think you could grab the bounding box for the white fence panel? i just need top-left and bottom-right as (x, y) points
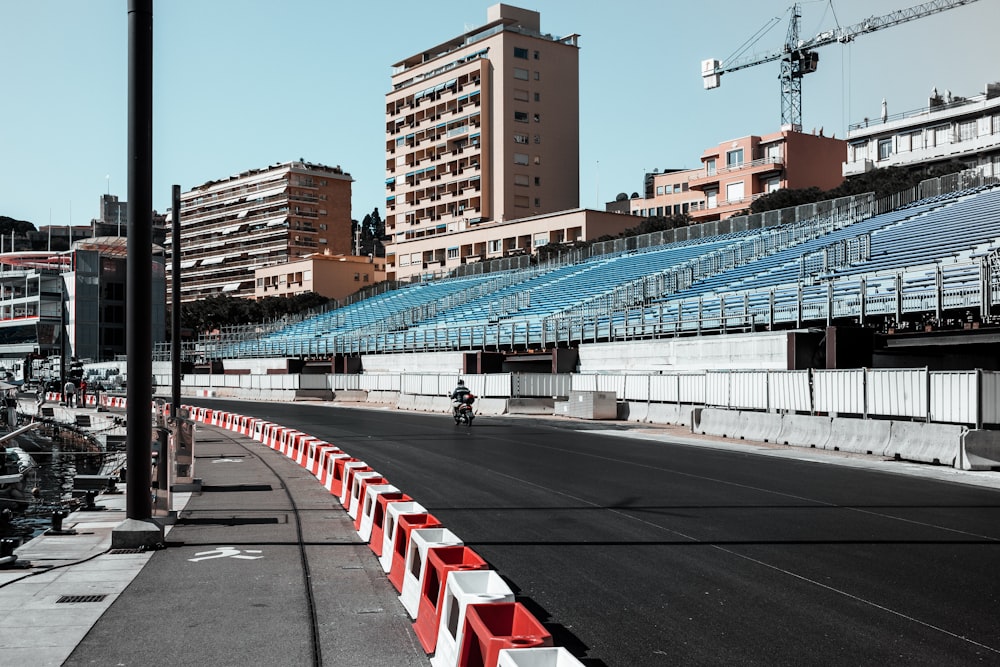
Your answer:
(483, 373), (513, 398)
(649, 375), (679, 403)
(813, 369), (865, 414)
(679, 373), (707, 404)
(624, 375), (650, 401)
(930, 371), (976, 424)
(513, 374), (571, 398)
(728, 371), (769, 410)
(981, 371), (1000, 424)
(769, 370), (811, 412)
(705, 371), (730, 407)
(596, 374), (626, 398)
(571, 375), (598, 392)
(867, 368), (927, 419)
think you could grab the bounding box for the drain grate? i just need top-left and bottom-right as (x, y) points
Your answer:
(108, 548), (146, 554)
(57, 594), (108, 604)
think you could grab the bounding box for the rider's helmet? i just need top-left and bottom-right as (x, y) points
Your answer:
(456, 379), (465, 386)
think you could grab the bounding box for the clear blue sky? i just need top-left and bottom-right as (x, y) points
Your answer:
(1, 0), (995, 228)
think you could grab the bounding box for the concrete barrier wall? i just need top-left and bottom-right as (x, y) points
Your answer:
(738, 411), (783, 443)
(886, 421), (965, 466)
(826, 418), (891, 456)
(776, 415), (832, 448)
(508, 398), (554, 415)
(695, 408), (743, 438)
(960, 430), (1000, 470)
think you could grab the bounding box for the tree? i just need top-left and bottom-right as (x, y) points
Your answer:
(174, 292), (335, 337)
(352, 208), (386, 257)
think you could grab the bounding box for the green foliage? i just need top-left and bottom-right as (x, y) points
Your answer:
(351, 208), (386, 257)
(177, 292), (334, 335)
(0, 216), (37, 236)
(750, 161), (969, 215)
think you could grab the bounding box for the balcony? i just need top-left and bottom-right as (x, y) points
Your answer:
(689, 156), (784, 191)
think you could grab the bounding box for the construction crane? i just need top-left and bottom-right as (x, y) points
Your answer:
(701, 0), (981, 130)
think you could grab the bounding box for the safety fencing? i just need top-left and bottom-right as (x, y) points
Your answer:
(185, 404), (586, 667)
(156, 368), (1000, 428)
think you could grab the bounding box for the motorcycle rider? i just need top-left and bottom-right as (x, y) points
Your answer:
(449, 379), (472, 418)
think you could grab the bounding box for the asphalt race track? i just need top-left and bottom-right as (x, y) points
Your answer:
(189, 399), (1000, 666)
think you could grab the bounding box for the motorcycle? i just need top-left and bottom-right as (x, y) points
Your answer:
(454, 393), (476, 426)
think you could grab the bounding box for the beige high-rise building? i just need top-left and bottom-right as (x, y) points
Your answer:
(385, 4), (580, 281)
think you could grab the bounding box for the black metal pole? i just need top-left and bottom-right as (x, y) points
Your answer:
(171, 185), (181, 414)
(126, 0), (153, 520)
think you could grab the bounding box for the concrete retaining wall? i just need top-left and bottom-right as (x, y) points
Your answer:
(507, 398), (554, 415)
(578, 332), (789, 373)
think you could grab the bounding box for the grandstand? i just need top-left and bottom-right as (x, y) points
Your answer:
(170, 170), (1000, 366)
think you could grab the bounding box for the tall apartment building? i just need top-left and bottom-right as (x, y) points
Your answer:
(167, 160), (353, 304)
(385, 4), (580, 281)
(843, 83), (1000, 179)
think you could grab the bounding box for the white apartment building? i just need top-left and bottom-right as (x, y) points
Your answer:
(844, 83), (1000, 178)
(167, 160), (353, 304)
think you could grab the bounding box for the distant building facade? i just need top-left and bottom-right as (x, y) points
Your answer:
(0, 239), (165, 373)
(254, 252), (387, 303)
(843, 83), (1000, 178)
(614, 129), (846, 222)
(167, 160), (353, 304)
(384, 4), (581, 281)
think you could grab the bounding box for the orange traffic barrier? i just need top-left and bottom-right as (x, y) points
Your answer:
(347, 472), (387, 519)
(368, 493), (414, 556)
(328, 457), (361, 498)
(412, 546), (488, 654)
(457, 602), (552, 667)
(338, 463), (373, 508)
(428, 570), (515, 667)
(354, 482), (397, 535)
(399, 528), (463, 619)
(387, 512), (441, 593)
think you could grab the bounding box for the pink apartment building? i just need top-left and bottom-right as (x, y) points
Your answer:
(618, 129), (846, 222)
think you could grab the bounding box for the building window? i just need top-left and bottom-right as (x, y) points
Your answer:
(514, 195), (529, 208)
(353, 273), (360, 281)
(726, 181), (745, 203)
(514, 88), (529, 101)
(850, 141), (868, 162)
(706, 158), (717, 176)
(488, 239), (501, 253)
(514, 153), (529, 165)
(447, 247), (459, 259)
(514, 133), (529, 144)
(533, 50), (540, 60)
(514, 111), (528, 123)
(514, 47), (529, 59)
(533, 113), (541, 123)
(534, 198), (541, 207)
(514, 174), (530, 186)
(534, 177), (541, 186)
(878, 138), (892, 160)
(513, 67), (529, 80)
(764, 176), (781, 193)
(931, 125), (951, 147)
(958, 120), (976, 142)
(534, 71), (540, 81)
(726, 148), (743, 168)
(533, 155), (541, 165)
(706, 189), (718, 208)
(534, 92), (540, 102)
(656, 185), (664, 195)
(673, 184), (681, 194)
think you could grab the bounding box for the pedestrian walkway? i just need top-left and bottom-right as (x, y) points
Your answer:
(1, 419), (429, 667)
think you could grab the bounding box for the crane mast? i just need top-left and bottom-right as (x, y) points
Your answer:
(702, 0), (981, 130)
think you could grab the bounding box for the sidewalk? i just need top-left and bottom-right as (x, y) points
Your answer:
(0, 412), (428, 666)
